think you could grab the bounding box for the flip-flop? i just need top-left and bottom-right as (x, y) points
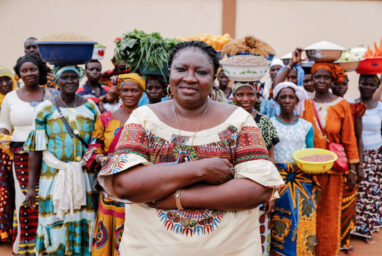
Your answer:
(365, 237), (375, 244)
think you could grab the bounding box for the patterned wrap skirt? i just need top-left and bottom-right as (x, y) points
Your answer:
(11, 143), (39, 256)
(353, 146), (382, 238)
(271, 163), (318, 256)
(92, 192), (125, 256)
(0, 148), (14, 242)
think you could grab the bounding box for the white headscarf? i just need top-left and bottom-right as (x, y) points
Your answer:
(273, 81), (309, 115)
(262, 59), (285, 99)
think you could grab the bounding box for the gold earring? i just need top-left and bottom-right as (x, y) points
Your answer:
(166, 86), (172, 96)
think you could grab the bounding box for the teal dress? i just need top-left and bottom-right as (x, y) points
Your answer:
(24, 99), (99, 255)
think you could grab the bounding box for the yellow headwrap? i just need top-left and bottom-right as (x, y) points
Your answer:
(117, 73), (146, 93)
(0, 66), (16, 107)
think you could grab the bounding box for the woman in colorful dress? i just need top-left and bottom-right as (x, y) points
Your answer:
(98, 41), (284, 255)
(269, 82), (316, 256)
(232, 81), (280, 255)
(87, 73), (144, 256)
(0, 66), (16, 243)
(352, 74), (382, 244)
(0, 55), (57, 255)
(301, 63), (359, 256)
(331, 74), (366, 253)
(24, 65), (99, 255)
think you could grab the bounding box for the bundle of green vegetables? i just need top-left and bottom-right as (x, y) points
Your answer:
(114, 29), (179, 76)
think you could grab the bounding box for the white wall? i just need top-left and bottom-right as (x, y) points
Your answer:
(236, 0), (382, 99)
(1, 0), (381, 98)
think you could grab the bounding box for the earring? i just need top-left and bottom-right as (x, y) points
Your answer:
(166, 86), (172, 96)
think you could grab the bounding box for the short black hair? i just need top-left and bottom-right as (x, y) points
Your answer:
(24, 37), (38, 46)
(168, 40), (220, 75)
(14, 54), (48, 85)
(85, 59), (102, 70)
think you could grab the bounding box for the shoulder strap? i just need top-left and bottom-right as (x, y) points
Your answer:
(52, 97), (89, 148)
(311, 100), (331, 143)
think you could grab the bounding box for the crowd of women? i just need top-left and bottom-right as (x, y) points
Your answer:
(0, 37), (380, 256)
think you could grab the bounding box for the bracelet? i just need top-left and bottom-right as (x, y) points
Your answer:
(350, 169), (357, 175)
(286, 65), (292, 70)
(175, 190), (184, 210)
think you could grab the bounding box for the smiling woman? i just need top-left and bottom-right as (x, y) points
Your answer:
(24, 65), (99, 255)
(302, 63), (359, 256)
(97, 41), (284, 256)
(0, 54), (57, 256)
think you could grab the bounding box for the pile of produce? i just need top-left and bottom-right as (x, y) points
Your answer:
(114, 29), (179, 73)
(338, 47), (366, 61)
(177, 33), (231, 50)
(40, 32), (93, 42)
(364, 38), (382, 57)
(222, 36), (275, 58)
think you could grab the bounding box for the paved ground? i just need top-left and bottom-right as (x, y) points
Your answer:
(0, 232), (381, 255)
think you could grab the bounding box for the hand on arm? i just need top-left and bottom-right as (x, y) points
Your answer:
(151, 178), (273, 211)
(112, 157), (234, 203)
(26, 151), (42, 208)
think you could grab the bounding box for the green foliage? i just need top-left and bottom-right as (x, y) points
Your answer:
(114, 29), (179, 74)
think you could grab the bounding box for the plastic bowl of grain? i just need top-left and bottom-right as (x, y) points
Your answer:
(220, 55), (269, 82)
(293, 148), (337, 174)
(36, 33), (96, 65)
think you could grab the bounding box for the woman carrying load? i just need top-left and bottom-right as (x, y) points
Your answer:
(87, 73), (144, 256)
(301, 63), (359, 256)
(25, 65), (99, 255)
(270, 82), (317, 256)
(351, 74), (382, 244)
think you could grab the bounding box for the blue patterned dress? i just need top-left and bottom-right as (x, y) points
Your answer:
(270, 117), (318, 256)
(24, 99), (99, 255)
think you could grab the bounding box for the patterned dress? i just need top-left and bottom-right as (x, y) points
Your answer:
(24, 100), (99, 255)
(302, 98), (359, 256)
(98, 105), (284, 256)
(270, 117), (317, 256)
(340, 101), (366, 250)
(85, 111), (124, 256)
(0, 88), (57, 255)
(254, 113), (279, 256)
(352, 101), (382, 239)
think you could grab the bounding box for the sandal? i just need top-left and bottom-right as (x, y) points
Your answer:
(365, 237), (375, 244)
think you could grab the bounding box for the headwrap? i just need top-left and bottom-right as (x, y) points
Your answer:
(263, 59), (285, 99)
(311, 63), (346, 84)
(270, 58), (285, 68)
(273, 81), (309, 115)
(276, 64), (305, 86)
(0, 66), (16, 106)
(52, 65), (84, 83)
(232, 82), (256, 95)
(117, 73), (145, 93)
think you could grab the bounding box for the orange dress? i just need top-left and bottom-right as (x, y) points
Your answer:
(302, 98), (359, 256)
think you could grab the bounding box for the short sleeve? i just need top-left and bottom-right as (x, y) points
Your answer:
(98, 110), (150, 199)
(234, 114), (284, 188)
(257, 114), (279, 148)
(84, 114), (107, 170)
(24, 101), (51, 151)
(0, 93), (13, 132)
(305, 126), (314, 148)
